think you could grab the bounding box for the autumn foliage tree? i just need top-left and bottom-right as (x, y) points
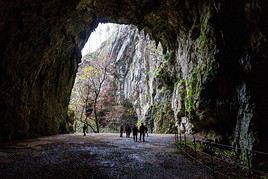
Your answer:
(77, 55), (112, 132)
(69, 45), (139, 132)
(70, 52), (130, 133)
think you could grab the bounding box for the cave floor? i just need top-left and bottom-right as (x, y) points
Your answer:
(0, 133), (211, 179)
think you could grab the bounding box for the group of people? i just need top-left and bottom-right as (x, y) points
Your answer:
(120, 123), (148, 142)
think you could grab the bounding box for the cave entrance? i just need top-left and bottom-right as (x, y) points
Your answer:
(68, 23), (165, 134)
(0, 1), (267, 174)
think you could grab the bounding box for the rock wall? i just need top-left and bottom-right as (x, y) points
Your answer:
(108, 25), (177, 133)
(0, 0), (90, 139)
(0, 0), (267, 165)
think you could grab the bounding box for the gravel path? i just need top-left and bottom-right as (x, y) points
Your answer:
(0, 133), (211, 179)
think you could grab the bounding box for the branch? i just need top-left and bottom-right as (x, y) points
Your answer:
(78, 119), (97, 133)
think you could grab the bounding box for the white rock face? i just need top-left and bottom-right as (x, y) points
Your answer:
(87, 24), (195, 133)
(82, 23), (119, 55)
(109, 25), (163, 121)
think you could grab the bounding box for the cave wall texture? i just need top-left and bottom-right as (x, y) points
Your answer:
(0, 0), (268, 161)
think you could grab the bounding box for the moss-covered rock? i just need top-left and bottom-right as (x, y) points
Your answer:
(152, 103), (176, 133)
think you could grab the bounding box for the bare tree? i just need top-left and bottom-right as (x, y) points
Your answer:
(70, 53), (132, 133)
(78, 56), (111, 133)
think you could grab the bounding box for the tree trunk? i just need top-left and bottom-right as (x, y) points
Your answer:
(93, 98), (99, 133)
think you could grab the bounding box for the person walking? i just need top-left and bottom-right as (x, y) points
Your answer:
(144, 126), (149, 137)
(83, 124), (87, 136)
(132, 125), (138, 142)
(139, 123), (146, 142)
(120, 125), (123, 137)
(125, 124), (131, 137)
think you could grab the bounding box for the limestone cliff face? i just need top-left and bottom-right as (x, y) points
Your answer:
(74, 24), (177, 133)
(108, 25), (169, 132)
(0, 0), (267, 166)
(110, 26), (175, 132)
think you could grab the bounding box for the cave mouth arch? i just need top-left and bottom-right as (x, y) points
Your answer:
(0, 1), (268, 163)
(69, 22), (165, 134)
(1, 0), (196, 140)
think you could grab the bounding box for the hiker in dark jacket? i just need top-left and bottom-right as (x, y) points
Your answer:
(83, 124), (87, 136)
(132, 125), (138, 142)
(125, 123), (131, 137)
(120, 125), (124, 137)
(139, 123), (146, 142)
(144, 126), (149, 137)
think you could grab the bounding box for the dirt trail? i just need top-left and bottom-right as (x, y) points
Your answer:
(0, 133), (211, 179)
